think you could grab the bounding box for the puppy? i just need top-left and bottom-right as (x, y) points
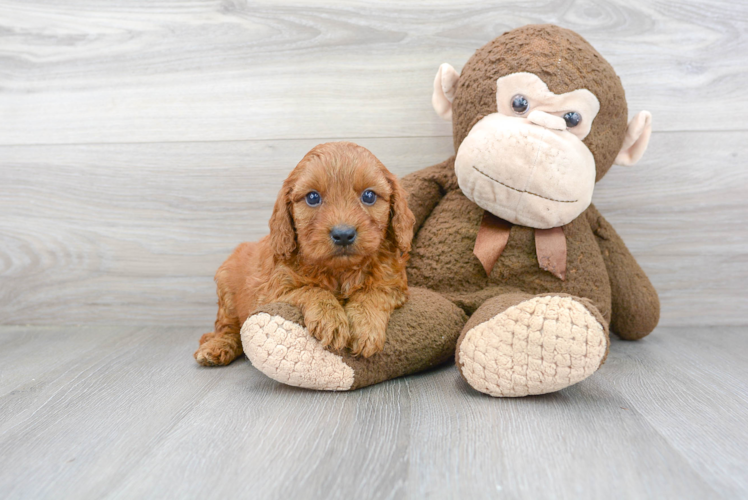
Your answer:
(194, 142), (415, 366)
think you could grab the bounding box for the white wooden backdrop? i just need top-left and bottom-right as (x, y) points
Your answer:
(1, 0), (746, 327)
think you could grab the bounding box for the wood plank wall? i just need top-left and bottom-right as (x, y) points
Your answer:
(1, 0), (746, 327)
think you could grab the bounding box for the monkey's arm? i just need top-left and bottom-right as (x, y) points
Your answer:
(400, 156), (458, 236)
(585, 204), (660, 340)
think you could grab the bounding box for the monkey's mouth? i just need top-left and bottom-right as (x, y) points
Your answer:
(472, 165), (578, 204)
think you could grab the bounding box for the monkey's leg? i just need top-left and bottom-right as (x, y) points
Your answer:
(456, 293), (610, 397)
(240, 287), (466, 390)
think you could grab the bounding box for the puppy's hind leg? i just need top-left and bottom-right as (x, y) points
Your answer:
(195, 285), (244, 367)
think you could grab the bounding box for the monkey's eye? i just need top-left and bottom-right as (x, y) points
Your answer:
(305, 191), (322, 207)
(511, 95), (529, 114)
(361, 189), (377, 206)
(563, 112), (581, 128)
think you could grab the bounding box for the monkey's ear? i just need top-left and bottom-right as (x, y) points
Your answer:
(268, 184), (296, 259)
(615, 111), (652, 166)
(432, 63), (460, 121)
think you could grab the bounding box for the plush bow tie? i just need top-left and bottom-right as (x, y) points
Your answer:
(473, 211), (567, 280)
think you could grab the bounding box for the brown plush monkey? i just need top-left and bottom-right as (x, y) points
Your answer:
(240, 24), (659, 396)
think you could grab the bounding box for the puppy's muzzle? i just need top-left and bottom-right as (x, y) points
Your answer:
(330, 225), (357, 246)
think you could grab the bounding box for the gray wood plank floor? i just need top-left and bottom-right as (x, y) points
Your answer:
(0, 325), (745, 499)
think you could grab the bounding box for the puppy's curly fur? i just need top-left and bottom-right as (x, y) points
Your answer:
(195, 142), (415, 366)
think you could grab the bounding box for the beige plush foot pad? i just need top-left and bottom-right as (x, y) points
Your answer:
(458, 296), (607, 397)
(241, 313), (354, 391)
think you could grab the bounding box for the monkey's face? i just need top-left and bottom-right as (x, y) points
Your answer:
(454, 72), (601, 229)
(431, 25), (653, 230)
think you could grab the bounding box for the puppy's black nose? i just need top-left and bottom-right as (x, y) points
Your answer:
(330, 225), (357, 246)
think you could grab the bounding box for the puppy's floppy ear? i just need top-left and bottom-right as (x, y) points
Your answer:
(268, 181), (296, 259)
(385, 170), (416, 253)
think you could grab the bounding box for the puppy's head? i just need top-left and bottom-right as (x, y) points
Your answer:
(269, 142), (414, 267)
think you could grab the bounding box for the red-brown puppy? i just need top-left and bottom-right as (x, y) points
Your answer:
(195, 142), (415, 366)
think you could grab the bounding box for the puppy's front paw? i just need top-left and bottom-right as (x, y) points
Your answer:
(304, 301), (350, 352)
(347, 306), (388, 358)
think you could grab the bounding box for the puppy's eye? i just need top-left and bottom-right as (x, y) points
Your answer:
(563, 112), (581, 128)
(305, 191), (322, 207)
(360, 190), (377, 206)
(511, 95), (529, 114)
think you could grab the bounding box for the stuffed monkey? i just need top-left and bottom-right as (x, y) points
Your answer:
(241, 24), (659, 396)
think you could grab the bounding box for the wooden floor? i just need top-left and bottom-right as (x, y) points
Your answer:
(2, 0), (748, 498)
(0, 325), (746, 499)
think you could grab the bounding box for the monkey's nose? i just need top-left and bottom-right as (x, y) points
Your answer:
(330, 225), (357, 246)
(527, 110), (566, 130)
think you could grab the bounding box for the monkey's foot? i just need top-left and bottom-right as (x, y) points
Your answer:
(242, 307), (355, 391)
(456, 295), (609, 397)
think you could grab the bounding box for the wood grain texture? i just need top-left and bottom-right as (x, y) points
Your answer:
(2, 0), (747, 326)
(0, 0), (747, 145)
(1, 132), (746, 326)
(0, 325), (745, 499)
